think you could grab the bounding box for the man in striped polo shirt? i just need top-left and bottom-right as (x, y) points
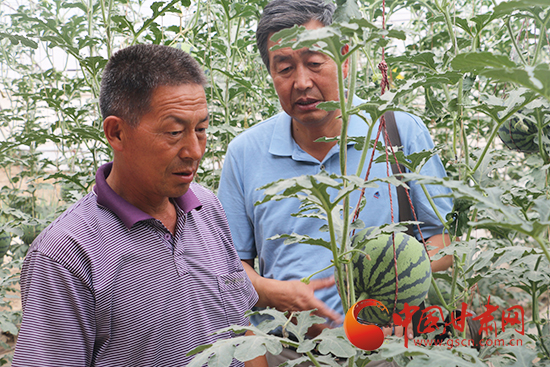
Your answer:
(13, 44), (264, 367)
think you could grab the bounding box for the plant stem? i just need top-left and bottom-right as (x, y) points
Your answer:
(532, 235), (550, 268)
(441, 5), (458, 56)
(332, 36), (357, 309)
(431, 277), (450, 311)
(506, 18), (527, 66)
(305, 351), (323, 367)
(420, 183), (449, 231)
(302, 262), (335, 284)
(355, 118), (376, 177)
(313, 184), (349, 312)
(531, 14), (550, 65)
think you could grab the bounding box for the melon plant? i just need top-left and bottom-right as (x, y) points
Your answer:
(339, 228), (432, 325)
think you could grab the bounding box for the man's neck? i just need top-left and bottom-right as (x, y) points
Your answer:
(106, 165), (177, 234)
(291, 117), (342, 162)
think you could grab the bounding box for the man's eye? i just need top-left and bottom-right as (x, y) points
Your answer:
(196, 128), (207, 133)
(169, 131), (182, 137)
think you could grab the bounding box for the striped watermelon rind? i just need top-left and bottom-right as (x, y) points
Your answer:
(498, 117), (548, 153)
(340, 227), (432, 325)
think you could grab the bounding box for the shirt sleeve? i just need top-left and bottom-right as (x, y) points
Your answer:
(12, 251), (95, 367)
(399, 112), (453, 239)
(218, 144), (257, 260)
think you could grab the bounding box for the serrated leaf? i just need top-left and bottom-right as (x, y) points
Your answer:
(187, 343), (213, 356)
(206, 343), (236, 367)
(375, 343), (486, 366)
(285, 310), (327, 340)
(334, 0), (362, 22)
(233, 338), (269, 361)
(496, 346), (538, 367)
(451, 52), (518, 72)
(268, 233), (332, 250)
(317, 101), (341, 111)
(386, 52), (437, 70)
(253, 309), (293, 334)
(314, 327), (356, 358)
(480, 64), (550, 100)
(493, 0), (550, 16)
(296, 339), (316, 353)
(0, 319), (18, 335)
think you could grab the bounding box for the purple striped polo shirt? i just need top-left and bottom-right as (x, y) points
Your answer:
(12, 162), (258, 367)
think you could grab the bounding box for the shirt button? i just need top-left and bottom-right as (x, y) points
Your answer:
(164, 233), (171, 240)
(320, 164), (326, 170)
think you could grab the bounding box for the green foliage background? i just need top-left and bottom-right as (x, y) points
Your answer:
(0, 0), (549, 365)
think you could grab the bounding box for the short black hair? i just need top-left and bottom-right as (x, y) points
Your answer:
(100, 44), (206, 127)
(256, 0), (335, 72)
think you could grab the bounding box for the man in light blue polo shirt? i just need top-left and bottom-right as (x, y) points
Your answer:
(218, 0), (453, 365)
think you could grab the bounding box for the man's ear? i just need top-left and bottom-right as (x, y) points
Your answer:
(341, 44), (350, 79)
(103, 116), (126, 152)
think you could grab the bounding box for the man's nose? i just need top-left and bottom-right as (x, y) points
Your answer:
(294, 64), (313, 91)
(179, 132), (204, 161)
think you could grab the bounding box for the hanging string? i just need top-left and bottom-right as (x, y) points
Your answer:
(349, 0), (429, 321)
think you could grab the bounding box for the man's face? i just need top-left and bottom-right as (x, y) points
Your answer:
(123, 84), (208, 201)
(268, 19), (346, 130)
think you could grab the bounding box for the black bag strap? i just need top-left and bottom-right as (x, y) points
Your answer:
(383, 111), (414, 236)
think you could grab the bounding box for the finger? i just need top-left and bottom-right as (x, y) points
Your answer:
(311, 300), (343, 324)
(407, 322), (414, 339)
(393, 325), (403, 337)
(308, 276), (336, 291)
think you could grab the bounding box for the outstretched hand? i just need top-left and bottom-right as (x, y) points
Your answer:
(241, 260), (342, 337)
(382, 323), (414, 339)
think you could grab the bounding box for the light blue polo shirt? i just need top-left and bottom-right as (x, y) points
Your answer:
(218, 95), (452, 323)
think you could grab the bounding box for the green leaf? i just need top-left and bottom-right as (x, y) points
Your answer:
(480, 64), (550, 100)
(495, 346), (539, 367)
(317, 101), (341, 111)
(0, 33), (38, 49)
(374, 343), (486, 366)
(334, 0), (362, 22)
(187, 343), (213, 356)
(493, 0), (550, 16)
(295, 339), (316, 354)
(206, 342), (236, 367)
(268, 233), (332, 250)
(452, 53), (550, 99)
(451, 52), (518, 72)
(0, 318), (19, 336)
(233, 338), (269, 362)
(313, 327), (356, 358)
(373, 147), (439, 173)
(386, 52), (437, 71)
(286, 310), (327, 340)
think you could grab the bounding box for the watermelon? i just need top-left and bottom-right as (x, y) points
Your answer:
(498, 116), (548, 153)
(338, 228), (432, 325)
(0, 232), (10, 258)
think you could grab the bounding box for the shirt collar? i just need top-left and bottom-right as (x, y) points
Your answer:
(94, 162), (202, 229)
(268, 95), (369, 159)
(268, 112), (295, 157)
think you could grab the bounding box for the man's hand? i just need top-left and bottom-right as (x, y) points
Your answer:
(242, 260), (343, 332)
(426, 234), (453, 273)
(382, 323), (414, 339)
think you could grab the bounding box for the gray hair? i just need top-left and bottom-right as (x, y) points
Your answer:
(256, 0), (336, 72)
(100, 44), (206, 127)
